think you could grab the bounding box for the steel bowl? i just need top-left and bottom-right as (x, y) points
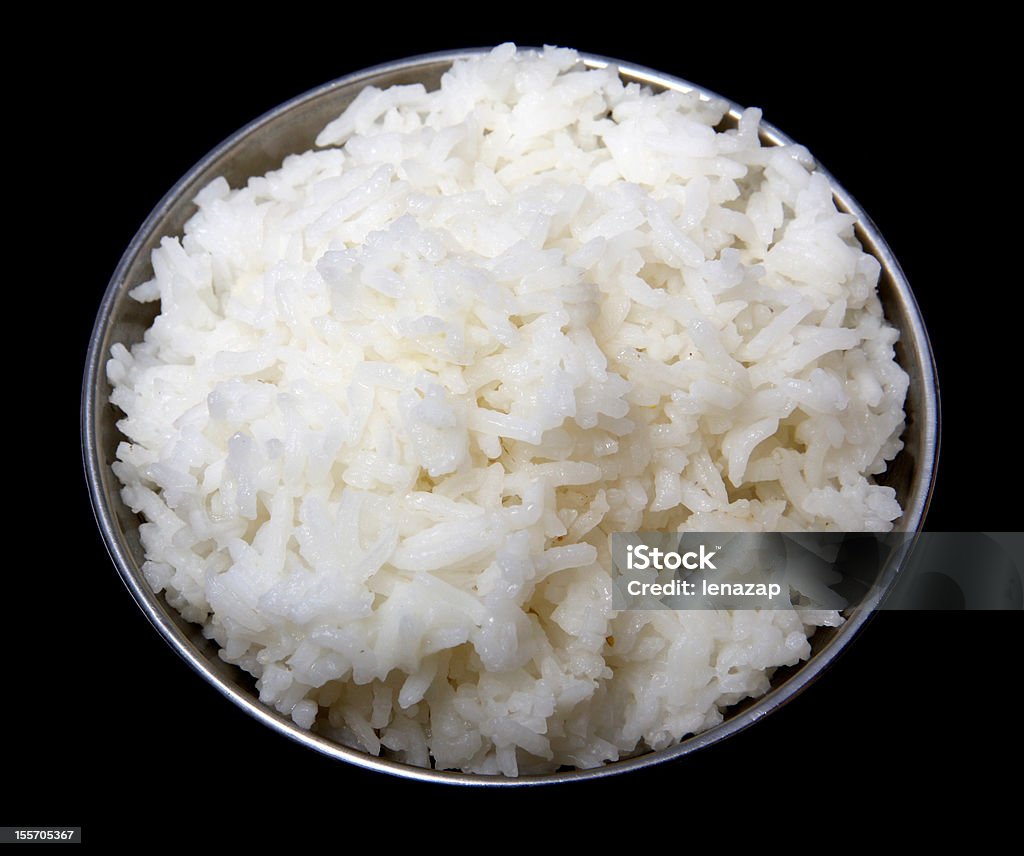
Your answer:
(82, 48), (940, 785)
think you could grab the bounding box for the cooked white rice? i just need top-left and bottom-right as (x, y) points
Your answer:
(107, 44), (907, 775)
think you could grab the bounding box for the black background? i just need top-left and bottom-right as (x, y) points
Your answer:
(21, 12), (1019, 844)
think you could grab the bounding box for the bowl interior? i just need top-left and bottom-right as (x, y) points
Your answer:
(84, 51), (938, 784)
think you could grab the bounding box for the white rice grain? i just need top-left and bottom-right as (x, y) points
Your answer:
(108, 44), (908, 774)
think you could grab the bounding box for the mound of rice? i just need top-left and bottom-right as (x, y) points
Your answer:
(107, 44), (908, 775)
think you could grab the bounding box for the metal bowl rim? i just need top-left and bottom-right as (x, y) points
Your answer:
(82, 46), (940, 786)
